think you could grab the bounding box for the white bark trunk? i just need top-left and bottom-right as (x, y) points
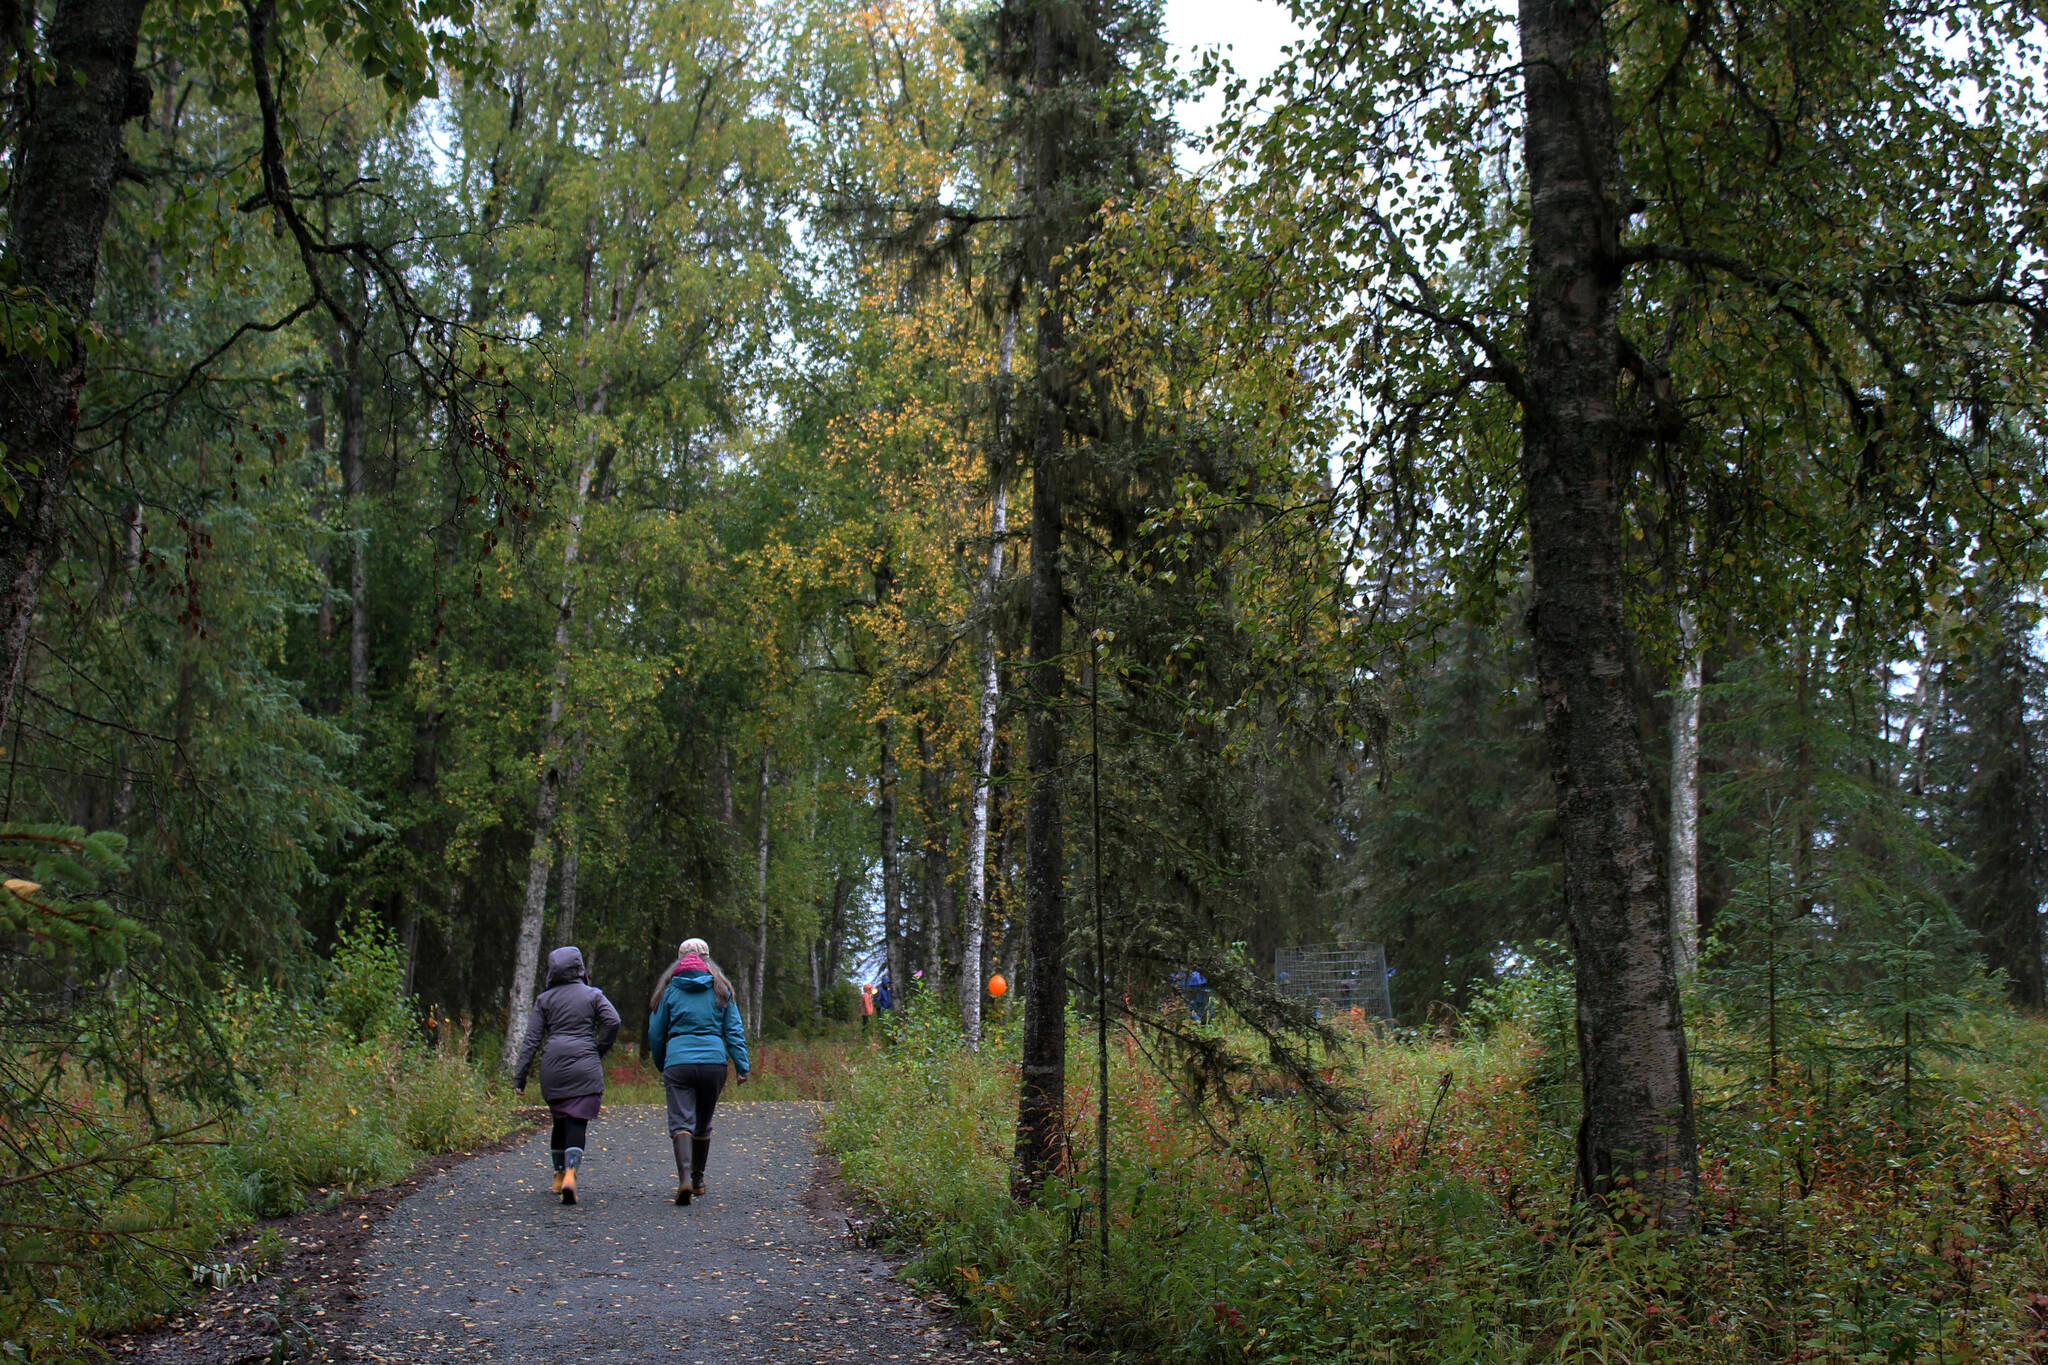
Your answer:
(880, 723), (904, 991)
(112, 501), (143, 826)
(751, 742), (771, 1039)
(1669, 607), (1701, 979)
(555, 739), (585, 948)
(961, 309), (1015, 1047)
(503, 440), (597, 1065)
(917, 722), (950, 994)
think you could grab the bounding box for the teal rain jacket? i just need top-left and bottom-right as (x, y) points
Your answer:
(647, 969), (749, 1074)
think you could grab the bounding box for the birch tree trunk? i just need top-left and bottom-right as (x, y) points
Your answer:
(1519, 0), (1697, 1226)
(717, 745), (735, 827)
(961, 306), (1015, 1048)
(111, 502), (143, 826)
(1669, 608), (1701, 979)
(917, 722), (953, 995)
(1906, 664), (1935, 797)
(503, 438), (597, 1064)
(878, 717), (904, 992)
(751, 742), (771, 1039)
(993, 740), (1018, 993)
(554, 740), (586, 948)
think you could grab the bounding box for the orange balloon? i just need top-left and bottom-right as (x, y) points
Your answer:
(987, 974), (1008, 998)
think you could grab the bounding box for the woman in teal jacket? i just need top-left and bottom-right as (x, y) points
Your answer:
(646, 937), (748, 1205)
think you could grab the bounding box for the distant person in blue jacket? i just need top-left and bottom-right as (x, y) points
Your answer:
(1178, 968), (1210, 1024)
(647, 937), (748, 1206)
(875, 975), (893, 1012)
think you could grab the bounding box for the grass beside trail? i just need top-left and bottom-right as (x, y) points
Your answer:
(828, 991), (2048, 1363)
(4, 941), (516, 1362)
(7, 989), (881, 1357)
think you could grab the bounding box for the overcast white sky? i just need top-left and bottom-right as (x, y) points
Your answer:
(1161, 0), (1305, 142)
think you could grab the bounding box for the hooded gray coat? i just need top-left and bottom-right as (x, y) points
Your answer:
(512, 947), (621, 1101)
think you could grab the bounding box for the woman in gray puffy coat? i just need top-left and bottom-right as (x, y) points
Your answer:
(513, 946), (620, 1204)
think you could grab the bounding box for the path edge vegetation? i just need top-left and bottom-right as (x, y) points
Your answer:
(4, 0), (2048, 1356)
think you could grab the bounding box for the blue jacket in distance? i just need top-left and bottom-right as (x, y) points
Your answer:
(648, 969), (749, 1074)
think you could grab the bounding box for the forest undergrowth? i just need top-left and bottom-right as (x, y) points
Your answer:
(829, 986), (2048, 1363)
(0, 927), (513, 1360)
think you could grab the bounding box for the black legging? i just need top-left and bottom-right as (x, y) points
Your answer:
(550, 1116), (588, 1151)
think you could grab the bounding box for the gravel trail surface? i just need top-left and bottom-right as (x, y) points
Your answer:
(345, 1101), (992, 1365)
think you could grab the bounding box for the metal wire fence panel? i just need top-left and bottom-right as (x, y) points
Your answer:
(1272, 941), (1394, 1019)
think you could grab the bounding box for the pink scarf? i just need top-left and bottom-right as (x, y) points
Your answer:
(671, 952), (711, 976)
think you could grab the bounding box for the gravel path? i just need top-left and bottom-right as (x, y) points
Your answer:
(344, 1102), (996, 1365)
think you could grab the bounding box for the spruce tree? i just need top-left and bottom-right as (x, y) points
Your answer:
(1937, 587), (2048, 1009)
(1350, 615), (1563, 1017)
(991, 0), (1169, 1197)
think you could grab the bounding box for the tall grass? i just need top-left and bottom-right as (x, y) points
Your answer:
(1, 953), (514, 1360)
(828, 993), (2048, 1362)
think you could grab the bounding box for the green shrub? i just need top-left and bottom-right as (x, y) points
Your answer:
(395, 1050), (502, 1150)
(819, 980), (859, 1024)
(3, 975), (515, 1359)
(326, 913), (412, 1044)
(829, 1006), (2048, 1363)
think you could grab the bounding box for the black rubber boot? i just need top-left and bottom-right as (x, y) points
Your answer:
(690, 1138), (711, 1198)
(671, 1133), (691, 1205)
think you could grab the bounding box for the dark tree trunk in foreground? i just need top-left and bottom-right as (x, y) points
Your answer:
(1016, 353), (1067, 1194)
(1014, 35), (1070, 1188)
(1519, 0), (1697, 1227)
(0, 0), (152, 740)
